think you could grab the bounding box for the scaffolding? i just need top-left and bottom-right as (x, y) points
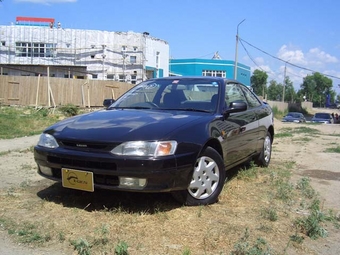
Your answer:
(0, 17), (169, 82)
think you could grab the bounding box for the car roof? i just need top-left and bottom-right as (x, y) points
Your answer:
(148, 76), (240, 84)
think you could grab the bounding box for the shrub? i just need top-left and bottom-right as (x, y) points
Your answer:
(59, 104), (79, 117)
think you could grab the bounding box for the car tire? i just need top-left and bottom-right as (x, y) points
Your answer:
(171, 146), (225, 206)
(255, 131), (272, 167)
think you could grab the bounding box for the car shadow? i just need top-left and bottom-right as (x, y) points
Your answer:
(36, 163), (249, 213)
(36, 183), (180, 214)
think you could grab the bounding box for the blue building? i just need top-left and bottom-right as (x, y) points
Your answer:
(169, 58), (250, 86)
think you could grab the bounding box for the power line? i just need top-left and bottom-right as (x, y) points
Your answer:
(239, 39), (277, 81)
(239, 37), (340, 81)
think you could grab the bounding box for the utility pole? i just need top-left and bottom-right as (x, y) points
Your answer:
(282, 62), (287, 102)
(234, 19), (245, 80)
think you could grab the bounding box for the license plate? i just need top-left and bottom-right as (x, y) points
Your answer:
(61, 168), (94, 192)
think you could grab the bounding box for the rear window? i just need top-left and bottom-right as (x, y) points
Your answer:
(315, 113), (330, 119)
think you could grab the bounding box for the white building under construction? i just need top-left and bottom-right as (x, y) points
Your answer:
(0, 17), (169, 84)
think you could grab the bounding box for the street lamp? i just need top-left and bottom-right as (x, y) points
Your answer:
(234, 19), (245, 80)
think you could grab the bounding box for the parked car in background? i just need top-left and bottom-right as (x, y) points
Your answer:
(282, 112), (306, 123)
(326, 102), (340, 109)
(34, 76), (274, 206)
(312, 112), (334, 124)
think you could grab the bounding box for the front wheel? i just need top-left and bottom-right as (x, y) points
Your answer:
(172, 147), (225, 206)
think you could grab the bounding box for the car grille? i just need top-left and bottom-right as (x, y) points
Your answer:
(48, 156), (117, 170)
(58, 139), (116, 151)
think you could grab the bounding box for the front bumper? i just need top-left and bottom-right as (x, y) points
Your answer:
(34, 146), (196, 192)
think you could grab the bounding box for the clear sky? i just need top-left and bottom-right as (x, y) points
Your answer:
(1, 0), (340, 92)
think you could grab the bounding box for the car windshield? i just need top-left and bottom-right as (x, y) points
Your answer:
(287, 113), (301, 118)
(315, 113), (330, 119)
(111, 78), (221, 112)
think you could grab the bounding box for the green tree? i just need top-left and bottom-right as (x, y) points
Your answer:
(251, 69), (268, 97)
(267, 80), (283, 101)
(283, 76), (297, 103)
(299, 72), (333, 107)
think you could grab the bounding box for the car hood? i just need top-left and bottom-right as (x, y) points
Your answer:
(46, 109), (208, 142)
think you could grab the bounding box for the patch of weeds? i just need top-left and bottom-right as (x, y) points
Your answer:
(197, 206), (204, 217)
(114, 240), (129, 255)
(6, 187), (18, 198)
(289, 234), (304, 244)
(321, 210), (340, 229)
(282, 160), (295, 171)
(0, 106), (60, 139)
(295, 199), (329, 240)
(21, 164), (32, 170)
(93, 224), (109, 246)
(58, 232), (66, 242)
(261, 207), (278, 222)
(272, 106), (284, 119)
(0, 150), (11, 156)
(59, 104), (79, 117)
(36, 107), (49, 117)
(230, 228), (272, 255)
(70, 238), (92, 255)
(20, 181), (30, 188)
(275, 132), (293, 138)
(324, 146), (340, 153)
(269, 164), (293, 183)
(0, 217), (16, 234)
(237, 164), (258, 181)
(274, 179), (294, 202)
(299, 137), (312, 142)
(293, 126), (320, 135)
(256, 224), (272, 233)
(182, 247), (191, 255)
(296, 177), (316, 199)
(16, 222), (51, 244)
(276, 126), (319, 139)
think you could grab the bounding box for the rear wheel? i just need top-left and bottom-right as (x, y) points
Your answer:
(172, 147), (225, 206)
(255, 131), (272, 167)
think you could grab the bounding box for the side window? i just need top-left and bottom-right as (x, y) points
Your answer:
(225, 83), (247, 107)
(240, 85), (261, 108)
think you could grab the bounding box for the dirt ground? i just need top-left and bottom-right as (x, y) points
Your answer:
(0, 109), (340, 255)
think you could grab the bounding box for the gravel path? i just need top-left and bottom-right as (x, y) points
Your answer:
(0, 135), (40, 153)
(0, 135), (71, 255)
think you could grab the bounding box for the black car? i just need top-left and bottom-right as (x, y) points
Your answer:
(282, 112), (306, 123)
(312, 112), (334, 124)
(34, 77), (274, 206)
(326, 103), (340, 109)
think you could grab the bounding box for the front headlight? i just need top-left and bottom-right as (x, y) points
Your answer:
(111, 141), (177, 157)
(38, 133), (59, 149)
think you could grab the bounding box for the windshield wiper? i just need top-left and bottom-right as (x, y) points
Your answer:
(111, 106), (152, 110)
(162, 108), (211, 113)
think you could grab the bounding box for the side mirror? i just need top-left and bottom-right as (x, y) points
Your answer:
(103, 99), (115, 108)
(223, 100), (247, 119)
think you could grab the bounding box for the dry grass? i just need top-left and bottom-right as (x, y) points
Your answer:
(1, 120), (340, 254)
(0, 161), (329, 255)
